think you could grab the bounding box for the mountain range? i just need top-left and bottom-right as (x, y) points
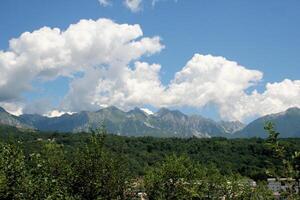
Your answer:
(0, 106), (299, 138)
(236, 107), (300, 138)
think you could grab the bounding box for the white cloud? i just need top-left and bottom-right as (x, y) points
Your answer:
(124, 0), (142, 12)
(61, 61), (166, 111)
(0, 102), (23, 116)
(165, 54), (263, 108)
(61, 53), (269, 121)
(221, 79), (300, 120)
(0, 18), (299, 121)
(98, 0), (111, 7)
(0, 18), (163, 102)
(45, 110), (75, 118)
(163, 54), (300, 121)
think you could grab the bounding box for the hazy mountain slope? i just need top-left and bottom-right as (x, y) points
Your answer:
(218, 121), (245, 135)
(74, 107), (164, 136)
(0, 107), (32, 129)
(4, 106), (299, 138)
(237, 107), (300, 138)
(9, 106), (237, 137)
(19, 112), (89, 132)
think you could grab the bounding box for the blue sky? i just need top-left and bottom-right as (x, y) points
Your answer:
(0, 0), (299, 121)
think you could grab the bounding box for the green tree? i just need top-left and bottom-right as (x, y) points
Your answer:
(24, 141), (74, 199)
(144, 155), (226, 200)
(145, 155), (197, 199)
(0, 142), (26, 200)
(264, 122), (300, 199)
(145, 154), (274, 200)
(250, 182), (275, 200)
(69, 127), (129, 200)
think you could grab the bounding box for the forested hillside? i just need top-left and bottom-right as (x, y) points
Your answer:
(0, 124), (299, 199)
(1, 125), (299, 180)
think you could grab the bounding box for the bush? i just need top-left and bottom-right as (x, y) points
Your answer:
(144, 155), (274, 200)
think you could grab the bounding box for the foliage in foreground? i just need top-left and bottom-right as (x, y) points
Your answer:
(145, 155), (274, 200)
(1, 124), (300, 180)
(0, 140), (275, 200)
(264, 122), (300, 199)
(0, 128), (129, 200)
(0, 123), (299, 199)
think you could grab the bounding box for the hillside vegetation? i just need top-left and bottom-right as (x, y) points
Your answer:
(0, 124), (299, 199)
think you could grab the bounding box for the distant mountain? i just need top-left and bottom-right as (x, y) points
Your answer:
(19, 112), (89, 132)
(0, 107), (32, 129)
(218, 121), (246, 135)
(153, 108), (226, 137)
(0, 106), (245, 138)
(6, 106), (300, 138)
(237, 107), (300, 138)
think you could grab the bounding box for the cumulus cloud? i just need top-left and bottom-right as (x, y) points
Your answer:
(165, 54), (263, 107)
(124, 0), (142, 12)
(163, 55), (300, 121)
(45, 110), (75, 118)
(60, 53), (300, 121)
(0, 18), (299, 121)
(61, 61), (166, 111)
(0, 18), (163, 102)
(221, 79), (300, 120)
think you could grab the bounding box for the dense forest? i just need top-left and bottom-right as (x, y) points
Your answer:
(0, 124), (299, 199)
